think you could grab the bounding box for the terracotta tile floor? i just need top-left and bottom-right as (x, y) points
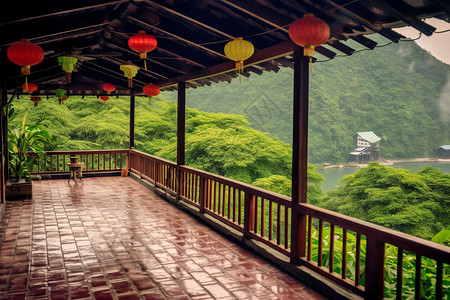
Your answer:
(0, 177), (326, 299)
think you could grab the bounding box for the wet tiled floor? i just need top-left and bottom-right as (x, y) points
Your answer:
(0, 177), (326, 299)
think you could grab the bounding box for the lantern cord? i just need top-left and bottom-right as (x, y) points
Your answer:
(25, 76), (28, 93)
(309, 57), (312, 73)
(144, 60), (147, 71)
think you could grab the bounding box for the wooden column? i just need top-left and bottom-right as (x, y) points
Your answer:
(129, 91), (135, 149)
(365, 238), (386, 299)
(177, 82), (186, 166)
(0, 80), (6, 209)
(176, 82), (186, 199)
(290, 45), (310, 264)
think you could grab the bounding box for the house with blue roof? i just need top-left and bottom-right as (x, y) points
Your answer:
(350, 131), (381, 164)
(435, 145), (450, 159)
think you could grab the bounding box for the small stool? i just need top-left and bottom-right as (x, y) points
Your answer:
(67, 162), (84, 184)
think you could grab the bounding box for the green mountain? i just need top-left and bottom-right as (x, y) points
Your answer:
(169, 34), (450, 163)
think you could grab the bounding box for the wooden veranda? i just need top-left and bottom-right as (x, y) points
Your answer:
(1, 1), (449, 299)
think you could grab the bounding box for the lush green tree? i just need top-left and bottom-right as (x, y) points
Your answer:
(319, 162), (450, 239)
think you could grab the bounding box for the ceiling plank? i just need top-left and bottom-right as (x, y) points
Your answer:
(155, 40), (294, 88)
(142, 0), (235, 40)
(358, 0), (436, 36)
(0, 1), (129, 26)
(128, 16), (228, 59)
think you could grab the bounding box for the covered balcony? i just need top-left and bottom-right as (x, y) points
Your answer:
(1, 1), (449, 299)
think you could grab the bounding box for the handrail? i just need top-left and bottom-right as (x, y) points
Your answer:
(300, 203), (450, 262)
(31, 149), (129, 174)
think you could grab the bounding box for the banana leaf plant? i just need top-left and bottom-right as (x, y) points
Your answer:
(8, 115), (53, 181)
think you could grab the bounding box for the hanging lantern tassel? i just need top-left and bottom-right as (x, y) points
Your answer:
(224, 38), (254, 84)
(288, 13), (330, 72)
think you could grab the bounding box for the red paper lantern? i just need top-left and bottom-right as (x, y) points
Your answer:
(143, 83), (160, 104)
(22, 82), (38, 93)
(128, 31), (157, 59)
(103, 83), (116, 94)
(100, 96), (109, 102)
(7, 39), (44, 75)
(289, 14), (330, 56)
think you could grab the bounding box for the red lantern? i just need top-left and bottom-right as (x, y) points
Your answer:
(143, 83), (160, 104)
(103, 83), (116, 94)
(289, 14), (330, 57)
(128, 31), (157, 70)
(7, 39), (44, 75)
(22, 82), (38, 94)
(129, 31), (157, 59)
(100, 96), (109, 102)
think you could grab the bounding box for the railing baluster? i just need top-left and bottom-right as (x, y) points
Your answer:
(220, 183), (225, 216)
(396, 248), (403, 300)
(277, 203), (281, 245)
(329, 224), (335, 273)
(307, 215), (312, 261)
(269, 200), (273, 241)
(227, 185), (231, 219)
(415, 255), (422, 300)
(355, 233), (361, 286)
(284, 206), (289, 249)
(436, 261), (443, 300)
(261, 198), (265, 237)
(342, 228), (347, 279)
(238, 190), (242, 225)
(318, 220), (323, 266)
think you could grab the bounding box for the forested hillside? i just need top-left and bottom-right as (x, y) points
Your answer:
(8, 97), (323, 203)
(174, 34), (450, 163)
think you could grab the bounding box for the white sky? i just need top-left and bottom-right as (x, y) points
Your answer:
(394, 18), (450, 65)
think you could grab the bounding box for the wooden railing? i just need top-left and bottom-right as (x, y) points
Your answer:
(129, 149), (449, 299)
(31, 150), (129, 174)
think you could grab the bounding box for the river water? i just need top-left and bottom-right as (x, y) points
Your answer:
(318, 162), (450, 191)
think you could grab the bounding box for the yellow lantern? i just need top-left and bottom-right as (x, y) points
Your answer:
(224, 37), (254, 82)
(120, 60), (139, 88)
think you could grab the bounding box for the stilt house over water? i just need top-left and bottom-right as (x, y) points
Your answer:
(350, 131), (381, 164)
(435, 145), (450, 159)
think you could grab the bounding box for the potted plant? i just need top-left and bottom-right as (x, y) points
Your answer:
(6, 115), (52, 199)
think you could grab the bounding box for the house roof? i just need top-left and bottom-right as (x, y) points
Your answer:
(437, 145), (450, 150)
(357, 131), (381, 143)
(0, 1), (448, 96)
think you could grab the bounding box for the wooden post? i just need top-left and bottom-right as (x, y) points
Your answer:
(177, 82), (186, 199)
(0, 80), (6, 208)
(177, 82), (186, 166)
(290, 45), (309, 264)
(365, 238), (385, 299)
(244, 192), (256, 238)
(198, 176), (206, 213)
(129, 91), (135, 149)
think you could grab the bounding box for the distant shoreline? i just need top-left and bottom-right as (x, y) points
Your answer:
(322, 158), (450, 169)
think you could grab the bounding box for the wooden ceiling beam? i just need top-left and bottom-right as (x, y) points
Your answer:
(220, 0), (291, 33)
(220, 0), (338, 59)
(0, 1), (129, 26)
(128, 16), (228, 59)
(321, 0), (404, 43)
(141, 0), (235, 39)
(358, 0), (436, 36)
(155, 40), (294, 88)
(103, 41), (185, 77)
